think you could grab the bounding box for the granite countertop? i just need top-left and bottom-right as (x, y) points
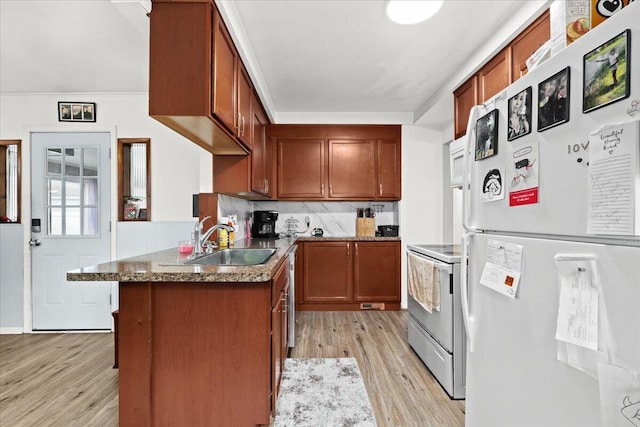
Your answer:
(66, 235), (400, 283)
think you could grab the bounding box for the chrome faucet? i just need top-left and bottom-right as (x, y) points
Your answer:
(193, 216), (234, 255)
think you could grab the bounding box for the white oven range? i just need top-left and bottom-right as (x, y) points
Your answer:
(407, 244), (466, 399)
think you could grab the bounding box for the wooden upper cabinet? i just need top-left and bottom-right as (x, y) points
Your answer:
(328, 139), (376, 199)
(453, 76), (478, 139)
(251, 94), (270, 196)
(376, 139), (401, 200)
(478, 47), (512, 103)
(510, 10), (550, 82)
(271, 125), (401, 201)
(353, 241), (401, 302)
(148, 1), (246, 154)
(277, 139), (326, 199)
(453, 9), (550, 139)
(212, 10), (238, 134)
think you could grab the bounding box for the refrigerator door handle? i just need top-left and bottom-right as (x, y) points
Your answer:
(462, 105), (481, 232)
(461, 231), (476, 352)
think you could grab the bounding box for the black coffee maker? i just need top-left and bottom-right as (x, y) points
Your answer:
(251, 210), (279, 238)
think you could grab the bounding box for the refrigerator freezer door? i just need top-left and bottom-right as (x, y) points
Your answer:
(465, 6), (640, 240)
(466, 233), (640, 427)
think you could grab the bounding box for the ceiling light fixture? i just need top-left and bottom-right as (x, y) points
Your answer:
(386, 0), (443, 25)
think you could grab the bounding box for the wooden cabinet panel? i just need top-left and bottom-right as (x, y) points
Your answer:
(478, 47), (511, 103)
(377, 139), (401, 199)
(511, 10), (550, 82)
(237, 65), (253, 148)
(453, 76), (478, 140)
(353, 241), (401, 302)
(251, 93), (270, 196)
(297, 241), (401, 311)
(271, 292), (283, 413)
(118, 281), (271, 426)
(270, 125), (401, 201)
(277, 139), (326, 199)
(303, 242), (351, 302)
(453, 9), (550, 140)
(212, 11), (237, 134)
(328, 139), (375, 199)
(148, 1), (246, 154)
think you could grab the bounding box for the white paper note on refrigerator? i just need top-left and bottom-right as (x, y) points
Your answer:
(554, 256), (599, 351)
(587, 120), (640, 236)
(480, 240), (523, 298)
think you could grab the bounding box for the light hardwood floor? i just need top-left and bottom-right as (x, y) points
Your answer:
(0, 311), (464, 426)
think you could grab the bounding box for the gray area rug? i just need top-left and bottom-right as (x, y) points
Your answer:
(274, 357), (377, 427)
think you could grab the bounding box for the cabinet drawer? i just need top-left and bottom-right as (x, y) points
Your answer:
(272, 260), (288, 306)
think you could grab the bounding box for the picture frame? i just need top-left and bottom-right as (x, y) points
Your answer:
(583, 29), (631, 113)
(58, 102), (96, 122)
(475, 109), (498, 161)
(507, 86), (532, 141)
(137, 208), (148, 220)
(537, 67), (570, 132)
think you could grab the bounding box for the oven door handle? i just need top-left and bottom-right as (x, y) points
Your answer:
(432, 261), (453, 274)
(407, 251), (453, 274)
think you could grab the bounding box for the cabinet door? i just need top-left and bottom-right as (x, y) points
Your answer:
(212, 11), (237, 133)
(453, 76), (478, 139)
(277, 139), (326, 199)
(328, 139), (375, 199)
(271, 294), (283, 413)
(353, 241), (401, 302)
(237, 65), (252, 148)
(510, 10), (550, 82)
(251, 94), (269, 195)
(376, 139), (401, 200)
(303, 242), (351, 302)
(478, 47), (511, 103)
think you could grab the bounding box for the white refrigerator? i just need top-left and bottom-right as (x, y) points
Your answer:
(461, 4), (640, 426)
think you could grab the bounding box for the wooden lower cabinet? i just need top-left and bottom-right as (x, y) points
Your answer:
(298, 240), (400, 311)
(303, 241), (351, 302)
(118, 260), (291, 426)
(353, 241), (401, 302)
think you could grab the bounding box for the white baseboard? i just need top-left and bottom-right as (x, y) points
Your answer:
(0, 327), (24, 335)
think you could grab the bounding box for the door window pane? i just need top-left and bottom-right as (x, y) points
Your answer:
(65, 149), (80, 176)
(65, 177), (81, 206)
(83, 148), (98, 176)
(49, 207), (62, 235)
(83, 208), (98, 235)
(47, 149), (62, 175)
(47, 178), (63, 206)
(46, 145), (101, 237)
(65, 207), (81, 235)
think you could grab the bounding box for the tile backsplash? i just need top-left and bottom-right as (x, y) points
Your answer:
(217, 194), (399, 239)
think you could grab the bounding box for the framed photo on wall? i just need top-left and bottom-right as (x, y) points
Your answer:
(475, 109), (498, 161)
(583, 29), (631, 113)
(507, 87), (532, 141)
(538, 67), (570, 132)
(58, 102), (96, 122)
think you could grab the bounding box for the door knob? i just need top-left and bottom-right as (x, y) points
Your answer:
(29, 239), (41, 247)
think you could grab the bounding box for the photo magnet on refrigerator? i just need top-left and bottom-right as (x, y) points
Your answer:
(481, 167), (505, 202)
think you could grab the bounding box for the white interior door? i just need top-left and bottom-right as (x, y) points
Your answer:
(31, 132), (112, 330)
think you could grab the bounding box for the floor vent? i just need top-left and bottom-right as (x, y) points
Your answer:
(360, 303), (385, 310)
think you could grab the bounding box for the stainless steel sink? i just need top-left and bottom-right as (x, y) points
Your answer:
(184, 248), (276, 266)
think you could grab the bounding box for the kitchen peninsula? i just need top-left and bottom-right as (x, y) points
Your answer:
(67, 235), (400, 426)
(68, 237), (296, 426)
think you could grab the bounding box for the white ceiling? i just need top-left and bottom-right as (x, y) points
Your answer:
(0, 0), (543, 128)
